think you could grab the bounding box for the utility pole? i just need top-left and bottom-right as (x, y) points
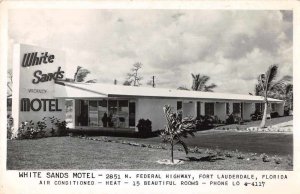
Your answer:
(114, 79), (117, 85)
(152, 76), (155, 88)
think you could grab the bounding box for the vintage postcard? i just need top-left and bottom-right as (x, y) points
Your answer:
(0, 0), (299, 194)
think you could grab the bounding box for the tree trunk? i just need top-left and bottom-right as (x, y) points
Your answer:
(171, 140), (174, 163)
(260, 100), (268, 128)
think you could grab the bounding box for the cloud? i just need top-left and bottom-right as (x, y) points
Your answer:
(8, 9), (293, 94)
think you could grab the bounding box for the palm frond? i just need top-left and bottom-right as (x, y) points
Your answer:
(177, 86), (189, 90)
(176, 138), (189, 154)
(265, 64), (278, 90)
(204, 83), (217, 92)
(86, 79), (97, 83)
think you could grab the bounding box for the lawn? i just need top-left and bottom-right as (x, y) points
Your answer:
(7, 135), (293, 170)
(214, 115), (293, 130)
(103, 130), (293, 156)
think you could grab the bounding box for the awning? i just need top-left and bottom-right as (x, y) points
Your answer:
(54, 82), (108, 98)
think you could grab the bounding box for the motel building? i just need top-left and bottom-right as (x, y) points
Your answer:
(54, 82), (284, 132)
(11, 44), (284, 136)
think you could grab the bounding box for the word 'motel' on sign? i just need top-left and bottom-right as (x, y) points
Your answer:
(21, 98), (62, 112)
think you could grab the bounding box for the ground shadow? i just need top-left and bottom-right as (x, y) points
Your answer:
(185, 156), (225, 162)
(68, 129), (158, 138)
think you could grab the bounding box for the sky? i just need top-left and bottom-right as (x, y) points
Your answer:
(8, 9), (293, 94)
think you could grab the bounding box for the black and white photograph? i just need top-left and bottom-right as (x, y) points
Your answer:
(1, 0), (299, 193)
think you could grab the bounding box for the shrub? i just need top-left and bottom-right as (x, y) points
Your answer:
(195, 115), (215, 130)
(250, 153), (257, 160)
(225, 151), (233, 158)
(17, 120), (46, 139)
(270, 112), (279, 118)
(137, 119), (152, 136)
(226, 114), (235, 124)
(226, 114), (242, 124)
(261, 153), (270, 162)
(250, 110), (262, 121)
(237, 153), (245, 160)
(55, 120), (67, 136)
(48, 117), (68, 136)
(7, 116), (13, 139)
(284, 107), (290, 116)
(273, 155), (282, 164)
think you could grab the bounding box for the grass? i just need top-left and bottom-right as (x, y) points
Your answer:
(7, 136), (292, 170)
(214, 116), (293, 131)
(91, 130), (293, 156)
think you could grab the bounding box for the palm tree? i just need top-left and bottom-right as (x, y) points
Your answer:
(73, 66), (96, 83)
(255, 74), (293, 113)
(270, 75), (293, 111)
(191, 73), (217, 92)
(160, 105), (195, 163)
(258, 64), (278, 128)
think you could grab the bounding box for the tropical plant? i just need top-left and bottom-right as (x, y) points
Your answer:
(191, 73), (217, 92)
(160, 105), (195, 163)
(257, 64), (279, 128)
(271, 75), (293, 110)
(255, 75), (293, 110)
(73, 66), (96, 83)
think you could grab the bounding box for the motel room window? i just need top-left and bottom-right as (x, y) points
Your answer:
(241, 103), (243, 119)
(255, 103), (261, 112)
(129, 102), (136, 127)
(177, 101), (182, 111)
(233, 103), (241, 115)
(226, 103), (230, 115)
(205, 103), (214, 116)
(98, 100), (107, 127)
(108, 100), (118, 127)
(196, 101), (201, 118)
(118, 100), (129, 128)
(79, 100), (88, 126)
(89, 101), (98, 126)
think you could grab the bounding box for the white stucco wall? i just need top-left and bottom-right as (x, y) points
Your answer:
(200, 102), (205, 116)
(243, 103), (253, 120)
(215, 102), (226, 121)
(136, 98), (177, 131)
(275, 103), (285, 116)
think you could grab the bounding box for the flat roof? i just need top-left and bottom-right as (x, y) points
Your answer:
(54, 81), (283, 103)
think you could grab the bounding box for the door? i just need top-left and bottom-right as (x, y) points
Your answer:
(129, 102), (136, 127)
